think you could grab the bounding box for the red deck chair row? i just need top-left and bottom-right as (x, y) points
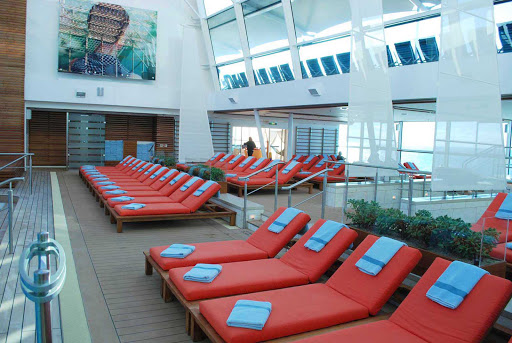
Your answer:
(229, 160), (303, 186)
(403, 161), (431, 179)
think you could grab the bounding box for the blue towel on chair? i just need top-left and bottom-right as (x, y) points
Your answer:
(282, 161), (299, 174)
(181, 177), (201, 191)
(101, 185), (120, 190)
(225, 173), (236, 178)
(314, 159), (328, 168)
(148, 167), (165, 180)
(170, 173), (187, 185)
(268, 208), (303, 233)
(426, 261), (489, 309)
(496, 194), (512, 219)
(157, 169), (175, 181)
(121, 203), (146, 210)
(193, 181), (217, 196)
(227, 300), (272, 331)
(111, 196), (135, 202)
(219, 154), (232, 162)
(105, 189), (127, 195)
(239, 157), (254, 168)
(507, 242), (512, 249)
(355, 237), (407, 276)
(292, 155), (302, 161)
(304, 156), (315, 164)
(249, 158), (266, 170)
(183, 264), (222, 283)
(160, 244), (195, 258)
(97, 181), (115, 185)
(304, 220), (346, 252)
(83, 165), (95, 169)
(229, 155), (243, 164)
(144, 164), (159, 175)
(93, 177), (109, 181)
(209, 152), (222, 161)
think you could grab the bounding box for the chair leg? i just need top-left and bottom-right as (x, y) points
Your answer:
(116, 220), (123, 233)
(230, 214), (236, 226)
(110, 214), (116, 224)
(191, 318), (206, 342)
(145, 257), (153, 276)
(163, 282), (174, 303)
(186, 311), (191, 336)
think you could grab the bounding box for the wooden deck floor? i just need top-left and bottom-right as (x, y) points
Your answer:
(59, 170), (251, 343)
(0, 171), (62, 343)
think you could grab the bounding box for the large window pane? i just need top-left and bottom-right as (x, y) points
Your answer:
(400, 151), (433, 172)
(208, 8), (243, 63)
(299, 38), (351, 78)
(291, 0), (351, 44)
(495, 2), (512, 53)
(243, 0), (289, 54)
(401, 122), (435, 151)
(204, 0), (233, 17)
(383, 0), (440, 22)
(252, 50), (293, 84)
(217, 62), (248, 90)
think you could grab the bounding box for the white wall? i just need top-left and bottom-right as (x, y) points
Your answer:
(24, 0), (190, 114)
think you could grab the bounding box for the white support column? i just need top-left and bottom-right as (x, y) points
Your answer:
(287, 113), (294, 159)
(234, 2), (256, 86)
(282, 0), (302, 80)
(194, 0), (220, 91)
(254, 109), (267, 158)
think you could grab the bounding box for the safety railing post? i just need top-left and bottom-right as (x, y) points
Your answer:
(274, 166), (278, 212)
(408, 176), (414, 216)
(343, 165), (349, 221)
(321, 170), (327, 219)
(373, 168), (379, 202)
(243, 182), (248, 230)
(422, 174), (426, 196)
(8, 182), (13, 254)
(399, 173), (404, 210)
(29, 154), (33, 195)
(288, 189), (292, 208)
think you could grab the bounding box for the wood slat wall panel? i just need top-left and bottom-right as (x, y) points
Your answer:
(155, 117), (175, 156)
(29, 111), (67, 166)
(0, 0), (26, 182)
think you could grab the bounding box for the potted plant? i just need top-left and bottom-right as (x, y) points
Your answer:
(345, 199), (505, 277)
(189, 166), (228, 193)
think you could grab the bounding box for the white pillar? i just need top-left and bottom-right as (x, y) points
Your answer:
(287, 113), (294, 160)
(254, 109), (267, 158)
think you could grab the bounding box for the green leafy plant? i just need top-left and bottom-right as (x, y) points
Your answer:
(375, 208), (408, 239)
(406, 210), (434, 247)
(208, 167), (226, 182)
(346, 199), (382, 229)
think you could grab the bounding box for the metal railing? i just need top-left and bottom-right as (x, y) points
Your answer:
(282, 168), (333, 219)
(20, 232), (66, 343)
(0, 153), (34, 194)
(241, 161), (286, 229)
(0, 177), (25, 254)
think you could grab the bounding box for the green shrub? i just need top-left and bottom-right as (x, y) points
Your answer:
(406, 210), (434, 247)
(375, 208), (408, 239)
(209, 167), (225, 182)
(346, 199), (382, 229)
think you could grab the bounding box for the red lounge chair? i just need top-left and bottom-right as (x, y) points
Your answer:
(291, 155), (307, 162)
(198, 235), (421, 343)
(95, 166), (177, 192)
(168, 219), (357, 301)
(404, 162), (431, 179)
(222, 155), (246, 171)
(225, 158), (272, 180)
(90, 164), (165, 187)
(80, 155), (134, 172)
(229, 161), (303, 186)
(225, 156), (259, 174)
(205, 153), (226, 166)
(300, 155), (321, 171)
(294, 158), (331, 180)
(212, 154), (235, 168)
(294, 258), (512, 343)
(146, 207), (311, 271)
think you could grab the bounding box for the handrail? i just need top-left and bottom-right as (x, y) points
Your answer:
(238, 161), (286, 180)
(282, 168), (333, 190)
(0, 153), (34, 194)
(0, 156), (27, 172)
(2, 177), (24, 255)
(0, 177), (25, 188)
(0, 153), (35, 156)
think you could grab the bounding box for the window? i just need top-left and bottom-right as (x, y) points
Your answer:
(495, 2), (512, 53)
(208, 8), (243, 64)
(383, 0), (440, 23)
(252, 50), (294, 84)
(291, 0), (351, 44)
(299, 38), (351, 78)
(217, 62), (248, 90)
(204, 0), (233, 17)
(399, 121), (435, 172)
(242, 0), (289, 54)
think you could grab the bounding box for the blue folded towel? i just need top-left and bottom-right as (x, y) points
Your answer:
(132, 161), (144, 170)
(332, 161), (343, 169)
(93, 178), (109, 181)
(268, 208), (303, 233)
(157, 169), (175, 181)
(128, 160), (139, 166)
(97, 181), (116, 185)
(496, 194), (512, 219)
(355, 237), (407, 276)
(180, 177), (201, 191)
(219, 154), (233, 162)
(299, 172), (312, 175)
(426, 261), (489, 309)
(292, 155), (302, 161)
(138, 163), (150, 172)
(183, 264), (222, 283)
(282, 161), (299, 174)
(144, 164), (159, 175)
(170, 173), (187, 185)
(160, 244), (196, 258)
(249, 158), (266, 170)
(83, 165), (95, 168)
(101, 185), (120, 190)
(209, 152), (221, 161)
(111, 196), (135, 202)
(229, 155), (243, 164)
(262, 160), (279, 172)
(304, 156), (315, 164)
(225, 173), (237, 178)
(507, 242), (512, 249)
(121, 203), (146, 210)
(314, 159), (328, 168)
(239, 157), (254, 167)
(105, 189), (127, 195)
(193, 181), (217, 196)
(149, 168), (166, 179)
(227, 300), (272, 331)
(304, 220), (346, 252)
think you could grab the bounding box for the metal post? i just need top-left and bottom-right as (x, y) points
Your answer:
(321, 170), (327, 219)
(422, 175), (426, 196)
(408, 176), (414, 216)
(243, 182), (248, 230)
(343, 165), (349, 221)
(274, 166), (279, 212)
(399, 173), (404, 209)
(288, 189), (292, 208)
(8, 183), (13, 254)
(29, 154), (33, 195)
(373, 169), (379, 202)
(34, 268), (52, 343)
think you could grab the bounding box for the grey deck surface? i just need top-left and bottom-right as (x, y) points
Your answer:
(59, 170), (251, 343)
(0, 171), (62, 343)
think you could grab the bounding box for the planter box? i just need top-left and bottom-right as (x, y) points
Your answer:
(349, 226), (506, 278)
(218, 181), (228, 194)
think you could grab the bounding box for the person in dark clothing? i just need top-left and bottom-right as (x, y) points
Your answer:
(244, 137), (257, 156)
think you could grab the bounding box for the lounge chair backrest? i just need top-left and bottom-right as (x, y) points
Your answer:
(326, 235), (421, 315)
(249, 158), (270, 171)
(226, 155), (245, 170)
(158, 173), (191, 196)
(182, 182), (221, 212)
(281, 219), (357, 282)
(390, 258), (512, 343)
(246, 207), (311, 258)
(258, 160), (283, 178)
(277, 162), (303, 183)
(214, 154), (235, 167)
(471, 193), (511, 243)
(168, 178), (204, 203)
(148, 168), (177, 189)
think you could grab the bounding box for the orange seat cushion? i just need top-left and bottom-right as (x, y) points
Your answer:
(326, 235), (422, 315)
(293, 320), (427, 343)
(107, 196), (173, 207)
(471, 193), (511, 243)
(199, 283), (369, 343)
(103, 190), (163, 199)
(490, 243), (511, 262)
(280, 220), (357, 282)
(100, 185), (153, 193)
(150, 240), (268, 271)
(169, 259), (309, 301)
(389, 258), (512, 343)
(181, 183), (222, 212)
(114, 203), (191, 216)
(246, 207), (311, 258)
